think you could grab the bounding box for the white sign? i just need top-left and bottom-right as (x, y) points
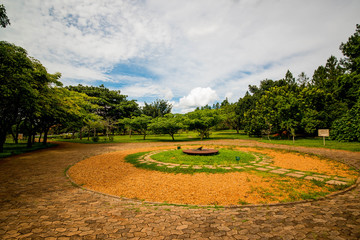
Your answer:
(318, 129), (329, 137)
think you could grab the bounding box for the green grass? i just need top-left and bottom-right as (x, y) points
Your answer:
(0, 142), (57, 158)
(52, 130), (360, 152)
(151, 149), (255, 166)
(125, 151), (238, 174)
(258, 137), (360, 152)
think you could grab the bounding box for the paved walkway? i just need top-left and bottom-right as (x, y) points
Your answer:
(0, 140), (359, 239)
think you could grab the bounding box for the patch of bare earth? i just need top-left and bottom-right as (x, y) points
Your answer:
(68, 145), (358, 206)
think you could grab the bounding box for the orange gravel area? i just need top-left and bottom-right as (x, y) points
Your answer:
(235, 147), (357, 179)
(68, 146), (357, 205)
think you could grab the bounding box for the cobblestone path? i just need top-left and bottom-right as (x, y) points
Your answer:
(0, 140), (359, 239)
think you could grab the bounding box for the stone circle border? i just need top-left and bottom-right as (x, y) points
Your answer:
(66, 145), (360, 208)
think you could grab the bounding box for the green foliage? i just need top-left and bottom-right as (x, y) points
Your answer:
(149, 114), (184, 140)
(142, 99), (172, 118)
(66, 84), (139, 120)
(340, 24), (360, 74)
(0, 4), (10, 28)
(123, 114), (152, 140)
(331, 99), (360, 142)
(186, 109), (222, 140)
(91, 136), (100, 142)
(0, 41), (63, 151)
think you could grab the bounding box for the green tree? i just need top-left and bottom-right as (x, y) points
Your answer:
(149, 114), (184, 141)
(66, 84), (139, 120)
(331, 99), (360, 142)
(340, 24), (360, 74)
(0, 42), (63, 151)
(142, 99), (172, 118)
(0, 4), (10, 28)
(127, 115), (152, 140)
(186, 109), (221, 140)
(220, 103), (241, 133)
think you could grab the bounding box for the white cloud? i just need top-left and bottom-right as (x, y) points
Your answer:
(175, 87), (219, 113)
(2, 0), (360, 113)
(121, 83), (174, 101)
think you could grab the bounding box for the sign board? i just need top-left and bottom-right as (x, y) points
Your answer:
(318, 129), (329, 137)
(18, 133), (23, 140)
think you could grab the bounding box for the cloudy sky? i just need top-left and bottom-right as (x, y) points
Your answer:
(2, 0), (360, 113)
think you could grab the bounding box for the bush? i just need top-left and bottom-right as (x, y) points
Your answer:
(91, 136), (99, 142)
(331, 100), (360, 142)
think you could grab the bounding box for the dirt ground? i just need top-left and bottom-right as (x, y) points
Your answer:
(68, 144), (358, 205)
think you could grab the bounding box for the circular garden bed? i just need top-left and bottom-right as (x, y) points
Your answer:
(68, 145), (358, 206)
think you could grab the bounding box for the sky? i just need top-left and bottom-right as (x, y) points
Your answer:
(2, 0), (360, 113)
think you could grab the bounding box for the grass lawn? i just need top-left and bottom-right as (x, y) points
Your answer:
(0, 142), (57, 158)
(151, 149), (256, 166)
(53, 130), (360, 152)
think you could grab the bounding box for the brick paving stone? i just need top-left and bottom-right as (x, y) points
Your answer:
(233, 167), (243, 169)
(305, 176), (325, 181)
(270, 169), (288, 174)
(256, 167), (270, 172)
(313, 174), (330, 178)
(286, 173), (305, 178)
(326, 180), (348, 185)
(277, 168), (291, 172)
(0, 140), (359, 240)
(266, 166), (276, 169)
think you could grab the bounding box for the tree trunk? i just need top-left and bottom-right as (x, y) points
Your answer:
(0, 131), (7, 153)
(27, 134), (32, 148)
(170, 133), (175, 141)
(143, 133), (146, 140)
(43, 128), (49, 145)
(87, 126), (90, 141)
(38, 132), (42, 142)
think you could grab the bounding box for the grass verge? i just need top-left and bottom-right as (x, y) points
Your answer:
(0, 143), (57, 158)
(52, 130), (360, 152)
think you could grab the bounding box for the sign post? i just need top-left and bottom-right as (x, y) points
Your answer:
(318, 129), (329, 146)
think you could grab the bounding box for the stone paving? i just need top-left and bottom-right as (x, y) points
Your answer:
(141, 150), (351, 185)
(0, 140), (359, 239)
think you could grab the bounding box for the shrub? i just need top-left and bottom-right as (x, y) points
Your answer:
(92, 136), (99, 142)
(331, 100), (360, 142)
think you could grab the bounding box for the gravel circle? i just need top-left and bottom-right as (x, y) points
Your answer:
(68, 144), (358, 206)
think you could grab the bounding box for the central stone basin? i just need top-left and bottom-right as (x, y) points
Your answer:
(182, 148), (219, 156)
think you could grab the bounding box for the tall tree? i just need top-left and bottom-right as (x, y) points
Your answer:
(142, 99), (172, 118)
(0, 42), (35, 151)
(340, 24), (360, 74)
(66, 84), (139, 120)
(149, 114), (184, 141)
(186, 109), (221, 140)
(0, 4), (10, 28)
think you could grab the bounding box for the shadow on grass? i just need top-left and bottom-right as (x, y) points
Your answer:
(0, 143), (58, 159)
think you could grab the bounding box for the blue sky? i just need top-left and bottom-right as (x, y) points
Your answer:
(2, 0), (360, 113)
